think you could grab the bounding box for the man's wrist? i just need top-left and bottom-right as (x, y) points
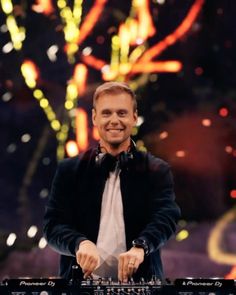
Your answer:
(132, 238), (149, 256)
(75, 238), (89, 254)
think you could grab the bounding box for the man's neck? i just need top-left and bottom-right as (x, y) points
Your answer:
(99, 140), (131, 156)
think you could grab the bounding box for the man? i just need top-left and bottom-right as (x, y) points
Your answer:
(43, 81), (180, 282)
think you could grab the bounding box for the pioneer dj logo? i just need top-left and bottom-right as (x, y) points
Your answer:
(183, 280), (223, 288)
(19, 280), (56, 287)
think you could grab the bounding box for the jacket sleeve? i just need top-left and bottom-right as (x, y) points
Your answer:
(138, 156), (181, 254)
(43, 159), (87, 257)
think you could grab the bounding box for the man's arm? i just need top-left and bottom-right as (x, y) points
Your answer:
(137, 157), (181, 254)
(43, 160), (88, 256)
(118, 156), (181, 281)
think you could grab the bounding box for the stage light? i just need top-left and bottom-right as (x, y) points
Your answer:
(195, 66), (203, 75)
(0, 24), (8, 32)
(73, 63), (88, 95)
(155, 0), (165, 4)
(6, 233), (17, 246)
(6, 143), (17, 153)
(225, 266), (236, 279)
(132, 126), (138, 136)
(57, 0), (83, 62)
(38, 237), (47, 249)
(202, 118), (211, 127)
(66, 140), (79, 157)
(78, 0), (108, 45)
(92, 126), (100, 141)
(32, 0), (54, 15)
(40, 98), (49, 108)
(225, 146), (233, 154)
(137, 116), (144, 127)
(176, 150), (186, 158)
(176, 230), (189, 241)
(27, 226), (38, 238)
(219, 107), (229, 117)
(138, 146), (147, 152)
(57, 0), (66, 9)
(39, 188), (49, 198)
(138, 0), (204, 64)
(33, 89), (43, 99)
(2, 92), (12, 102)
(2, 41), (13, 53)
(47, 45), (59, 62)
(21, 134), (31, 143)
(51, 120), (61, 131)
(1, 0), (13, 14)
(131, 61), (182, 73)
(56, 131), (67, 141)
(75, 108), (88, 152)
(230, 190), (236, 199)
(136, 140), (145, 149)
(5, 15), (25, 50)
(82, 47), (92, 56)
(67, 83), (78, 99)
(21, 60), (39, 88)
(159, 131), (168, 140)
(65, 100), (73, 110)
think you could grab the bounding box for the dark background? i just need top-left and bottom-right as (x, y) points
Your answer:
(0, 0), (236, 279)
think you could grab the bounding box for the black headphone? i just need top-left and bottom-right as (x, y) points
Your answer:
(95, 140), (136, 175)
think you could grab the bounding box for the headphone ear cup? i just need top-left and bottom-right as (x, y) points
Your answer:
(118, 151), (133, 170)
(96, 153), (117, 175)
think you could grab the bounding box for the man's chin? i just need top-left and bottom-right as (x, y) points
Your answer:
(108, 140), (122, 147)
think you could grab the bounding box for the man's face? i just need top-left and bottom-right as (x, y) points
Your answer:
(92, 92), (138, 150)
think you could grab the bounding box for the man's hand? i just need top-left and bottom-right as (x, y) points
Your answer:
(76, 240), (100, 279)
(118, 247), (145, 282)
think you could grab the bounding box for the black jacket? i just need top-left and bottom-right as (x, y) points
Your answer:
(43, 147), (180, 280)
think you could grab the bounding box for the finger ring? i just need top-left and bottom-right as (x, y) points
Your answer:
(128, 262), (135, 265)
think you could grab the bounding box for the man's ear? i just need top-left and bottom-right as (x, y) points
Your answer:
(133, 110), (138, 125)
(92, 108), (97, 126)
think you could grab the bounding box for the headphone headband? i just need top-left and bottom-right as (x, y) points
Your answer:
(95, 140), (136, 176)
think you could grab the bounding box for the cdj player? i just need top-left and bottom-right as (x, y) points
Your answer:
(0, 277), (235, 295)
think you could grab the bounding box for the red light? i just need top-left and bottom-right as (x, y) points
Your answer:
(176, 150), (186, 158)
(230, 190), (236, 199)
(159, 131), (168, 140)
(202, 118), (211, 127)
(225, 146), (233, 154)
(219, 107), (229, 117)
(195, 67), (203, 75)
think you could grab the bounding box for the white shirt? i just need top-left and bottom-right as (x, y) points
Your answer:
(93, 168), (127, 279)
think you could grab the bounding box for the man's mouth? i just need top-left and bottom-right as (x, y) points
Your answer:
(106, 128), (124, 132)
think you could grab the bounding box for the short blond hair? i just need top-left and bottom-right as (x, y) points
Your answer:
(93, 81), (137, 111)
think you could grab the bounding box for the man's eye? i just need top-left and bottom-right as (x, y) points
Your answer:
(102, 111), (111, 116)
(118, 111), (127, 116)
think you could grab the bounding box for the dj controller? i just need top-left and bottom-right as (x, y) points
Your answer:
(0, 277), (235, 295)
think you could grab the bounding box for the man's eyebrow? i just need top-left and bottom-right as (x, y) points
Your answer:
(101, 108), (111, 113)
(100, 108), (128, 113)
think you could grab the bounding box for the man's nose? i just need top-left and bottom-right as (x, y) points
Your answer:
(110, 112), (119, 123)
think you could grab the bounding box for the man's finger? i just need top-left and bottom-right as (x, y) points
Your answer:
(83, 269), (93, 279)
(118, 255), (124, 282)
(77, 253), (88, 268)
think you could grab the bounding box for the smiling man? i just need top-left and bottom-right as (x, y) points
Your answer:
(43, 81), (180, 282)
(92, 83), (138, 154)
